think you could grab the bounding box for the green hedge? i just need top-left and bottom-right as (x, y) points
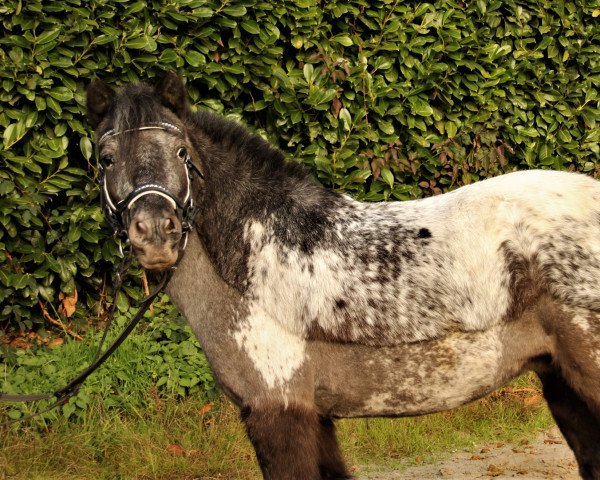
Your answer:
(1, 0), (599, 331)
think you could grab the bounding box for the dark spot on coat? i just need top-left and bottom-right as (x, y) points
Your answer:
(418, 228), (432, 239)
(335, 299), (347, 310)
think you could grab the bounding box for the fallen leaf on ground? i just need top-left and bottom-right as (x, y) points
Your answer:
(198, 402), (214, 416)
(167, 444), (186, 456)
(10, 338), (31, 349)
(487, 464), (504, 477)
(48, 338), (64, 348)
(58, 289), (78, 317)
(524, 394), (543, 406)
(544, 439), (563, 444)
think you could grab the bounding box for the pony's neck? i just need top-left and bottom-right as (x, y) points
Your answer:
(166, 231), (243, 345)
(165, 231), (272, 405)
(188, 110), (341, 293)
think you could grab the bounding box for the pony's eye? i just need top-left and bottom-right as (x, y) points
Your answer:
(100, 154), (114, 167)
(177, 147), (187, 160)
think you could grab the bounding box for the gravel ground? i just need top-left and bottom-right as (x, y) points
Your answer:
(357, 427), (579, 479)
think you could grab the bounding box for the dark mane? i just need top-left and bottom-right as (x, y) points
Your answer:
(182, 105), (343, 290)
(189, 108), (316, 188)
(112, 83), (165, 130)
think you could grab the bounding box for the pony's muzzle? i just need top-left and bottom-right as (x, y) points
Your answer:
(128, 208), (183, 271)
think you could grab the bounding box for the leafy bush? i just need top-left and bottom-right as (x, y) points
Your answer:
(1, 0), (598, 330)
(0, 294), (216, 422)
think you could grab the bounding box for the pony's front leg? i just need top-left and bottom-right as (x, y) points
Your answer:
(241, 401), (321, 480)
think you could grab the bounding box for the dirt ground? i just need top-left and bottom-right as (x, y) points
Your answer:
(358, 427), (579, 479)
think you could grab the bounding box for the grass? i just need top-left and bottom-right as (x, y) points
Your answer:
(1, 376), (554, 479)
(1, 396), (259, 479)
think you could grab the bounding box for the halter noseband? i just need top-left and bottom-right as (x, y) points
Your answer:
(98, 123), (202, 250)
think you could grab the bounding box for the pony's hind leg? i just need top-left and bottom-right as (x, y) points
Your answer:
(317, 417), (351, 479)
(241, 401), (320, 480)
(541, 305), (600, 479)
(538, 369), (600, 480)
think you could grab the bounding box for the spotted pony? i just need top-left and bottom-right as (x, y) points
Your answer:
(87, 73), (600, 480)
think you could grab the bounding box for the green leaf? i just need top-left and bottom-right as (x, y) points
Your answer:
(159, 49), (179, 64)
(54, 123), (67, 137)
(7, 410), (22, 420)
(46, 97), (62, 114)
(36, 28), (60, 45)
(116, 291), (130, 312)
(303, 63), (314, 84)
(80, 137), (93, 160)
(62, 402), (76, 419)
(516, 126), (540, 138)
(339, 108), (351, 131)
(378, 120), (395, 135)
(191, 7), (213, 18)
(332, 35), (353, 47)
(3, 123), (18, 149)
(241, 20), (260, 35)
(94, 34), (118, 45)
(35, 96), (47, 111)
(126, 1), (146, 14)
(446, 121), (458, 138)
(185, 50), (205, 67)
(222, 5), (247, 16)
(48, 87), (74, 102)
(126, 37), (148, 49)
(0, 180), (15, 195)
(408, 97), (434, 117)
(380, 167), (394, 188)
(2, 121), (28, 149)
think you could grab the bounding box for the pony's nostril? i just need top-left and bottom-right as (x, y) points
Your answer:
(163, 217), (180, 235)
(166, 218), (175, 233)
(128, 218), (153, 246)
(135, 220), (149, 235)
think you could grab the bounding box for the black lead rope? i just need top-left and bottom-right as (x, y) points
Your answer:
(0, 255), (173, 427)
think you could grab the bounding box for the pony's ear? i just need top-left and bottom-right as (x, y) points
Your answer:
(86, 79), (115, 128)
(158, 72), (188, 115)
